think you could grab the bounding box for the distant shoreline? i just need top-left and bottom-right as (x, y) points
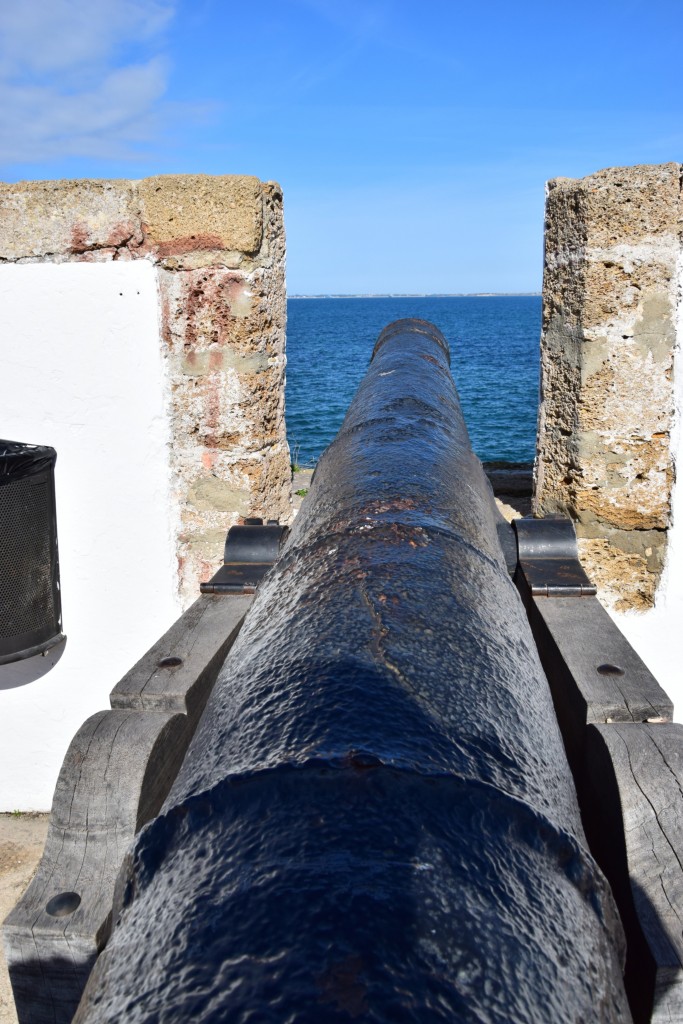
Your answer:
(288, 292), (541, 299)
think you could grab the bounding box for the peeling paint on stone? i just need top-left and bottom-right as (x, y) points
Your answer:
(535, 162), (682, 609)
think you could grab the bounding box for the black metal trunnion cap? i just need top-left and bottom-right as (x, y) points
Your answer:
(0, 440), (64, 664)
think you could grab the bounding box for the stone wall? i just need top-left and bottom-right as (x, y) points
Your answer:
(535, 163), (682, 611)
(0, 175), (291, 604)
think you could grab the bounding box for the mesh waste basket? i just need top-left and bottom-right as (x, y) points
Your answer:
(0, 441), (64, 664)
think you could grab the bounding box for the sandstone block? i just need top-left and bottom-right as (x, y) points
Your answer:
(138, 175), (263, 266)
(0, 179), (140, 261)
(188, 476), (251, 514)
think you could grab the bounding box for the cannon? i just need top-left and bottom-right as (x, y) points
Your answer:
(5, 319), (683, 1022)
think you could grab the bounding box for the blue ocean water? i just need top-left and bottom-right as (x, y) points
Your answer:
(285, 296), (541, 466)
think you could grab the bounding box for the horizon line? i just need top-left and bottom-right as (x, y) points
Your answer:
(287, 292), (542, 298)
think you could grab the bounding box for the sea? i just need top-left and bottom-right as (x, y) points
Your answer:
(285, 295), (542, 467)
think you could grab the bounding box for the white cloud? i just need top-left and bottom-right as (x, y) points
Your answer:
(0, 0), (177, 164)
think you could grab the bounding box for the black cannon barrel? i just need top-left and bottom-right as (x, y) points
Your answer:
(77, 320), (630, 1023)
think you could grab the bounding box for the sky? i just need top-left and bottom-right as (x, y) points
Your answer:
(0, 0), (681, 294)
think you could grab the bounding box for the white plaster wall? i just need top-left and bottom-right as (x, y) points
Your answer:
(611, 253), (683, 719)
(0, 262), (180, 810)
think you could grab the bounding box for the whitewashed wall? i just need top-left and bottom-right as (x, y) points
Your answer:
(0, 174), (290, 811)
(612, 255), (683, 718)
(0, 262), (180, 810)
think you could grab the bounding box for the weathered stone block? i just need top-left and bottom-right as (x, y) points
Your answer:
(535, 163), (682, 609)
(138, 175), (263, 266)
(158, 266), (260, 354)
(0, 179), (140, 261)
(188, 475), (252, 513)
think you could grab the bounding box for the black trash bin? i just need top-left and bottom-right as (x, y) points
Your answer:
(0, 441), (64, 664)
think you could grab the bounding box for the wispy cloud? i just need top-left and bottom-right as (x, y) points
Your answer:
(0, 0), (180, 164)
(288, 0), (463, 85)
(280, 0), (387, 95)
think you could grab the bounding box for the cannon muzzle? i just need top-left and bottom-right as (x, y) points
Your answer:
(75, 319), (630, 1023)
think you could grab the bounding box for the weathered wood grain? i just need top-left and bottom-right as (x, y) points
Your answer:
(585, 723), (683, 1023)
(110, 594), (251, 720)
(3, 593), (253, 1023)
(4, 709), (189, 1023)
(521, 592), (672, 769)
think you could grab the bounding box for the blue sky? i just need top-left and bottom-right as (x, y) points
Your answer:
(1, 0), (681, 293)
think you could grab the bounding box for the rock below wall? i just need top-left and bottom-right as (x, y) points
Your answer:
(535, 163), (682, 610)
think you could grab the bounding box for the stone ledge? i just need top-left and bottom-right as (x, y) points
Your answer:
(0, 175), (268, 265)
(546, 163), (681, 248)
(138, 175), (264, 265)
(0, 179), (140, 261)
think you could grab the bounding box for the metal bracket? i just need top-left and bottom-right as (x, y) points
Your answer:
(200, 518), (289, 595)
(512, 515), (596, 597)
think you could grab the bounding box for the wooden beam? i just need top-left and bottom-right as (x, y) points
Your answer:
(110, 595), (251, 720)
(3, 594), (252, 1024)
(584, 723), (683, 1023)
(518, 589), (672, 769)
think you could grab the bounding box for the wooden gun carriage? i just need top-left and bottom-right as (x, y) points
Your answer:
(4, 320), (682, 1023)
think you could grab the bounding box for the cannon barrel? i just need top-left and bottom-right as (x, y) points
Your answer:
(76, 319), (630, 1022)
